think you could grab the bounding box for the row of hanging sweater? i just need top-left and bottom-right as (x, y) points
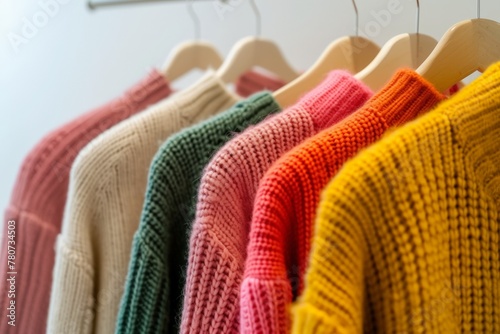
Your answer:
(2, 8), (500, 334)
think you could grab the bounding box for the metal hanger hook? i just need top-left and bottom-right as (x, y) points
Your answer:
(477, 0), (480, 19)
(187, 0), (201, 40)
(249, 0), (261, 37)
(415, 0), (420, 35)
(352, 0), (359, 36)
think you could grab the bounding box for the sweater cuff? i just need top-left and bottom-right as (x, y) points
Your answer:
(181, 229), (242, 334)
(47, 236), (95, 334)
(240, 277), (293, 334)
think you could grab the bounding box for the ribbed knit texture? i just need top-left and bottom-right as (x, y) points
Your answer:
(181, 71), (372, 334)
(293, 62), (500, 334)
(0, 70), (171, 334)
(236, 70), (286, 97)
(46, 72), (238, 334)
(116, 92), (280, 334)
(241, 69), (447, 334)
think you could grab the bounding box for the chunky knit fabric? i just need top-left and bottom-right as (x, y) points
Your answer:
(0, 70), (171, 334)
(181, 71), (372, 334)
(116, 92), (280, 334)
(293, 62), (500, 333)
(241, 69), (446, 334)
(236, 70), (286, 97)
(46, 72), (239, 334)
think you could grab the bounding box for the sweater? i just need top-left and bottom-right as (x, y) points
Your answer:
(236, 70), (286, 97)
(241, 69), (447, 334)
(116, 92), (280, 334)
(181, 71), (373, 334)
(293, 62), (500, 333)
(0, 69), (172, 334)
(46, 71), (239, 334)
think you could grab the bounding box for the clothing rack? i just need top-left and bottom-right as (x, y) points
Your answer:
(88, 0), (224, 10)
(88, 0), (262, 36)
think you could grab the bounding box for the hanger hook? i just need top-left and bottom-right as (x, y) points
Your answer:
(249, 0), (261, 37)
(477, 0), (480, 19)
(187, 0), (200, 40)
(415, 0), (420, 35)
(352, 0), (359, 36)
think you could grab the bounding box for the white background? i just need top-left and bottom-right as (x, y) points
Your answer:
(1, 0), (499, 211)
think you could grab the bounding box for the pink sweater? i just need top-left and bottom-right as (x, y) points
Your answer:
(0, 70), (172, 334)
(181, 71), (373, 333)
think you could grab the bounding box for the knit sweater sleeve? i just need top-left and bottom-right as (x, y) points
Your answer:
(48, 237), (96, 334)
(47, 145), (101, 334)
(47, 127), (142, 334)
(115, 157), (173, 334)
(291, 172), (370, 334)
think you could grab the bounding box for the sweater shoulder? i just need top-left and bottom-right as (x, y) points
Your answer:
(10, 98), (132, 204)
(201, 107), (314, 194)
(322, 111), (453, 221)
(70, 116), (140, 189)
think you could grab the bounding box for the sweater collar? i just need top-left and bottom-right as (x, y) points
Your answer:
(369, 69), (446, 127)
(441, 62), (500, 202)
(172, 70), (241, 124)
(294, 71), (373, 130)
(235, 70), (286, 97)
(124, 69), (173, 109)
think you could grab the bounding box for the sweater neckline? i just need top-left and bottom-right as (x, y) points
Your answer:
(295, 71), (373, 130)
(442, 62), (500, 203)
(124, 69), (173, 107)
(171, 70), (242, 123)
(369, 69), (446, 128)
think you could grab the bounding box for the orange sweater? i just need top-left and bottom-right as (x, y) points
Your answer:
(240, 69), (446, 333)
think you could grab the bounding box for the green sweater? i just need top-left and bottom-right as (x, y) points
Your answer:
(116, 92), (281, 334)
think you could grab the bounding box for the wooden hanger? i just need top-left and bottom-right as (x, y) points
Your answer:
(273, 0), (380, 108)
(273, 37), (380, 108)
(216, 0), (299, 84)
(161, 0), (223, 82)
(355, 33), (437, 92)
(355, 0), (438, 91)
(161, 40), (223, 82)
(417, 18), (500, 92)
(216, 36), (299, 84)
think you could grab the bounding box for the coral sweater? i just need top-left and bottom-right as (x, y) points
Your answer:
(46, 72), (239, 334)
(241, 69), (446, 334)
(294, 62), (500, 333)
(116, 92), (281, 334)
(0, 70), (172, 334)
(181, 71), (372, 334)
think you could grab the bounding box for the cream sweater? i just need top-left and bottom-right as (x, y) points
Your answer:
(47, 72), (239, 334)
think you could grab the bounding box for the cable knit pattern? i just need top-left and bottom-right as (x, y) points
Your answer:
(116, 92), (280, 334)
(46, 72), (239, 334)
(181, 71), (372, 334)
(294, 62), (500, 333)
(241, 69), (447, 334)
(0, 70), (171, 334)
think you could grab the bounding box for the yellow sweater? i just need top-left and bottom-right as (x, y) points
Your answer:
(293, 62), (500, 334)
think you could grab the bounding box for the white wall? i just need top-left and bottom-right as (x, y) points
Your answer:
(1, 0), (499, 212)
